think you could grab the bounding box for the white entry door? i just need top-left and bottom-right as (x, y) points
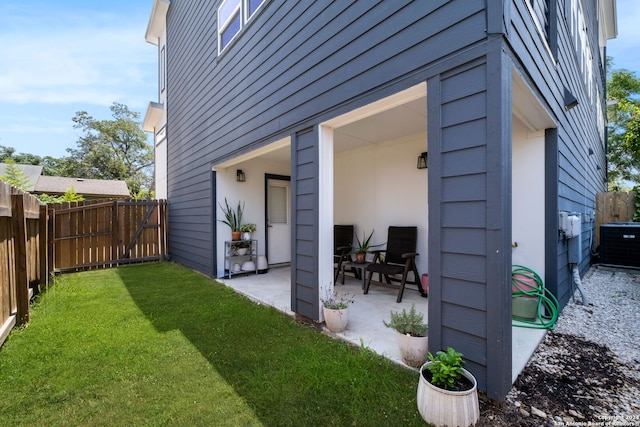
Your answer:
(267, 178), (291, 265)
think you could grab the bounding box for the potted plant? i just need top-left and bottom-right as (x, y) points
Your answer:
(417, 347), (479, 427)
(383, 304), (428, 367)
(321, 288), (354, 333)
(219, 198), (244, 241)
(240, 223), (256, 241)
(350, 229), (381, 263)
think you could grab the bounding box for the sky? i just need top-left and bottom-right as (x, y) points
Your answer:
(0, 0), (638, 160)
(0, 0), (157, 159)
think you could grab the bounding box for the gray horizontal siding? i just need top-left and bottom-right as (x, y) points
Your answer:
(291, 127), (318, 320)
(428, 47), (513, 400)
(507, 0), (607, 307)
(165, 0), (489, 277)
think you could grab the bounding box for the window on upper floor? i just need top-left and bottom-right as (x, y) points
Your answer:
(160, 45), (166, 93)
(527, 0), (557, 57)
(566, 0), (605, 141)
(246, 0), (263, 19)
(529, 0), (550, 40)
(218, 0), (266, 54)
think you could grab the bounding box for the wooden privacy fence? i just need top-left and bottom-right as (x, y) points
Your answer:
(48, 199), (167, 272)
(0, 182), (45, 346)
(595, 191), (638, 247)
(1, 194), (167, 347)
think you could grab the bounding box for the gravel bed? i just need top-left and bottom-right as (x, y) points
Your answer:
(477, 265), (640, 426)
(553, 266), (640, 369)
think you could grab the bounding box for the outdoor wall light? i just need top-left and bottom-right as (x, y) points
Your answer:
(417, 152), (428, 169)
(236, 169), (246, 182)
(564, 87), (579, 111)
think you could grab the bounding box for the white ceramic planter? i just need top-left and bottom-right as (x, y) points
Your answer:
(417, 363), (479, 427)
(396, 332), (428, 367)
(323, 307), (349, 333)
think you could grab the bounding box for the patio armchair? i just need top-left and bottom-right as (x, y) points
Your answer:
(364, 226), (424, 302)
(334, 225), (358, 283)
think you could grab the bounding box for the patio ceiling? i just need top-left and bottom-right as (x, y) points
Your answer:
(257, 95), (427, 164)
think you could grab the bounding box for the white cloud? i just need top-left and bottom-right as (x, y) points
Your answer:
(0, 3), (156, 108)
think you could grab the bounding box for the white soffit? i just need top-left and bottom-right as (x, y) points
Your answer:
(145, 0), (170, 45)
(512, 69), (557, 132)
(142, 102), (163, 132)
(600, 0), (618, 40)
(212, 137), (291, 170)
(323, 82), (427, 128)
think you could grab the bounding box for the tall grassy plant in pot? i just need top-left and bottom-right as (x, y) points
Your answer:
(350, 229), (381, 263)
(417, 347), (479, 426)
(383, 304), (428, 367)
(219, 198), (244, 240)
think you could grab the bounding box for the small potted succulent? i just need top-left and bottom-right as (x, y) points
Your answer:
(240, 223), (256, 241)
(383, 303), (428, 367)
(321, 288), (354, 333)
(417, 347), (479, 426)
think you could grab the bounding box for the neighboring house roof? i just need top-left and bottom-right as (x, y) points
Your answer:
(33, 176), (130, 198)
(0, 163), (43, 191)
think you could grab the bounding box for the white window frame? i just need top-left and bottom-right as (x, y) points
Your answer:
(244, 0), (265, 21)
(525, 0), (555, 61)
(218, 0), (266, 54)
(218, 0), (242, 53)
(160, 45), (166, 93)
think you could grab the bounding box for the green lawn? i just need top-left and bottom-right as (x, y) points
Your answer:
(0, 262), (425, 426)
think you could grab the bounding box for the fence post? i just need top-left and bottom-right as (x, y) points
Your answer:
(47, 205), (55, 275)
(112, 200), (119, 263)
(11, 194), (29, 325)
(160, 200), (167, 259)
(39, 204), (48, 288)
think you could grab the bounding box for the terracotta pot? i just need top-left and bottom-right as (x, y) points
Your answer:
(354, 252), (366, 264)
(323, 306), (349, 333)
(396, 331), (428, 367)
(417, 363), (479, 427)
(231, 231), (241, 241)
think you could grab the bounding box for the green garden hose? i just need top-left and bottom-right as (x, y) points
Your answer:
(511, 265), (560, 329)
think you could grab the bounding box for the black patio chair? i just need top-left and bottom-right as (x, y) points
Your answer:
(334, 225), (358, 284)
(364, 226), (425, 302)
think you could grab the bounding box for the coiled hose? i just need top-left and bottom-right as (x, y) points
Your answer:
(511, 265), (559, 330)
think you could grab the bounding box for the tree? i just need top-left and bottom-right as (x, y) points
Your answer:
(0, 159), (32, 190)
(0, 145), (16, 162)
(607, 60), (640, 188)
(65, 103), (153, 195)
(61, 186), (84, 202)
(0, 144), (63, 176)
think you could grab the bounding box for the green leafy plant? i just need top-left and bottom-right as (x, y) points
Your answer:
(61, 186), (84, 202)
(240, 223), (257, 233)
(350, 229), (383, 254)
(426, 347), (465, 390)
(383, 303), (427, 337)
(218, 198), (244, 232)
